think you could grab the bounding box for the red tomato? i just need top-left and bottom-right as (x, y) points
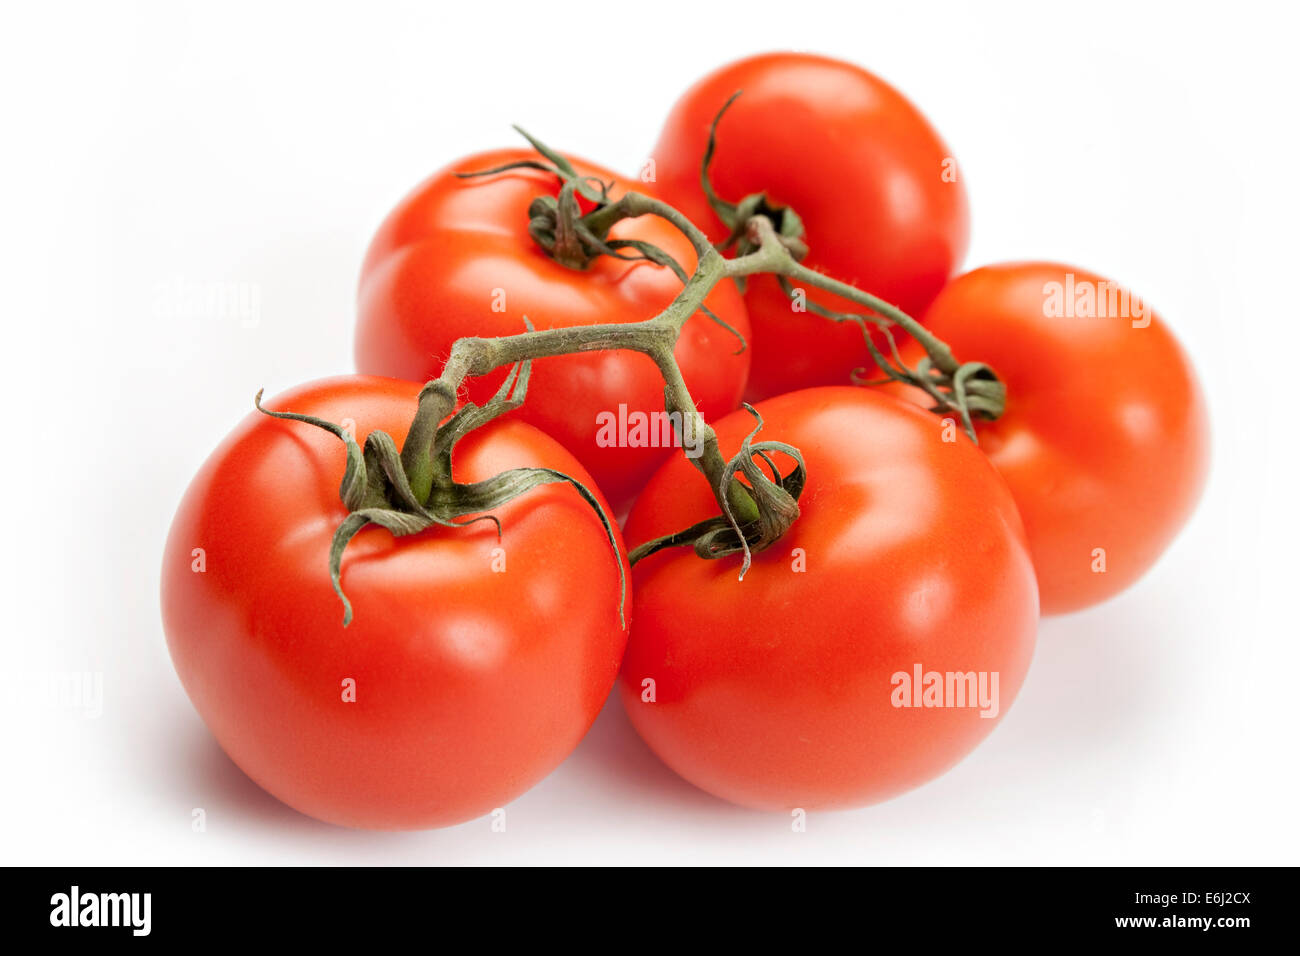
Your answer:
(620, 388), (1037, 810)
(161, 376), (629, 829)
(650, 52), (969, 400)
(355, 149), (751, 512)
(891, 263), (1209, 614)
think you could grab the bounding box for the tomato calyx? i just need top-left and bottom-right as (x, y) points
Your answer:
(629, 405), (805, 577)
(454, 128), (669, 269)
(255, 357), (626, 628)
(458, 130), (750, 354)
(454, 128), (619, 272)
(698, 91), (809, 289)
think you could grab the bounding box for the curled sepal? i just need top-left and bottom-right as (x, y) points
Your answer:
(454, 128), (610, 209)
(949, 362), (1006, 423)
(327, 508), (430, 626)
(437, 466), (628, 628)
(255, 389), (370, 510)
(700, 91), (806, 268)
(628, 405), (805, 579)
(699, 90), (744, 230)
(456, 126), (609, 223)
(325, 512), (368, 626)
(509, 126), (610, 205)
(324, 503), (501, 625)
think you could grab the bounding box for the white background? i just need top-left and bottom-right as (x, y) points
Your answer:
(2, 0), (1296, 865)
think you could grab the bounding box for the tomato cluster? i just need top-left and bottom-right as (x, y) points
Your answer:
(163, 51), (1207, 827)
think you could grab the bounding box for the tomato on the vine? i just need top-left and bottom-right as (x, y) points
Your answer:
(355, 150), (751, 512)
(650, 52), (969, 400)
(892, 262), (1209, 614)
(161, 376), (629, 829)
(620, 387), (1038, 810)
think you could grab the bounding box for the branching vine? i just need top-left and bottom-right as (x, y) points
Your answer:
(258, 105), (1006, 625)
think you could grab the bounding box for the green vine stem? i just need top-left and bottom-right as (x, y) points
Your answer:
(259, 121), (1006, 626)
(411, 128), (1004, 570)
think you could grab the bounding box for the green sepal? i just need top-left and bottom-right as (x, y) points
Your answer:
(255, 389), (370, 510)
(628, 405), (805, 579)
(700, 90), (744, 229)
(698, 90), (806, 267)
(254, 359), (628, 629)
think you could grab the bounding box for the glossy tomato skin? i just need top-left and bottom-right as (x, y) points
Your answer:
(161, 376), (629, 830)
(893, 263), (1210, 615)
(355, 150), (751, 512)
(650, 52), (969, 401)
(620, 388), (1037, 810)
